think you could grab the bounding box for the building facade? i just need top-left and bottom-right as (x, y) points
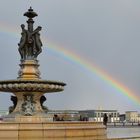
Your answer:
(125, 111), (140, 122)
(79, 110), (120, 122)
(47, 110), (80, 121)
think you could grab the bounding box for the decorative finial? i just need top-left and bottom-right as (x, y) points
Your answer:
(24, 7), (38, 19)
(29, 7), (33, 11)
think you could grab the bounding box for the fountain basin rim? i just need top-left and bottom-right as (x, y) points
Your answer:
(0, 79), (66, 93)
(0, 79), (66, 85)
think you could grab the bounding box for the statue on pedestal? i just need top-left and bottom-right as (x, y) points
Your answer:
(18, 7), (42, 60)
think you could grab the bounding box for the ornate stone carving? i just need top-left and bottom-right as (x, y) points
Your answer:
(9, 96), (17, 113)
(0, 80), (64, 92)
(22, 94), (35, 116)
(40, 96), (48, 112)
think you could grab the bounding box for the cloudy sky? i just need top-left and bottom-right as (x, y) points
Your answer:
(0, 0), (140, 113)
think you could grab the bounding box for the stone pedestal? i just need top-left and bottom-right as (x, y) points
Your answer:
(18, 60), (40, 80)
(0, 121), (107, 140)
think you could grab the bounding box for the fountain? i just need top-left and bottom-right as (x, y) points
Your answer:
(0, 8), (107, 140)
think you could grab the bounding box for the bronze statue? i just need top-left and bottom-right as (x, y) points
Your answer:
(18, 7), (42, 60)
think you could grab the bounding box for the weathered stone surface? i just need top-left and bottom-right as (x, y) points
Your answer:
(0, 121), (107, 140)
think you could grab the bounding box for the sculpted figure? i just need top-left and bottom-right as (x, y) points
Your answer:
(18, 24), (27, 60)
(18, 25), (42, 60)
(28, 26), (42, 59)
(34, 26), (42, 58)
(18, 7), (43, 60)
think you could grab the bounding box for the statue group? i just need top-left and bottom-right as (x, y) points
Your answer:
(18, 24), (42, 60)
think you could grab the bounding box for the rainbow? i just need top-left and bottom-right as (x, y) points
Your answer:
(0, 24), (140, 106)
(46, 41), (140, 105)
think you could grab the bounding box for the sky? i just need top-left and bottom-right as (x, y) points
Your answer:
(0, 0), (140, 113)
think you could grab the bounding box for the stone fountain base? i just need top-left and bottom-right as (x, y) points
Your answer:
(0, 119), (107, 140)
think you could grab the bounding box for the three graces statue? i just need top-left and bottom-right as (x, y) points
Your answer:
(18, 7), (43, 60)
